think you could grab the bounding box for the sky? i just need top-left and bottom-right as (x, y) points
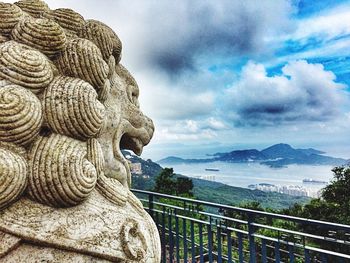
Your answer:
(13, 0), (350, 160)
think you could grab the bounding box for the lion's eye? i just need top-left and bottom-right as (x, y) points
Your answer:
(128, 86), (139, 107)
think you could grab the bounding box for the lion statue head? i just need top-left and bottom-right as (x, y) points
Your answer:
(0, 1), (159, 262)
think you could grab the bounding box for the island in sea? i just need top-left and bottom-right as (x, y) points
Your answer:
(157, 143), (348, 168)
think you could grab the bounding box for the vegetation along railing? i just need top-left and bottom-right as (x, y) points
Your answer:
(132, 189), (350, 263)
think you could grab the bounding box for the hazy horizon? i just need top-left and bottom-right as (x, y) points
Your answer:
(142, 141), (350, 162)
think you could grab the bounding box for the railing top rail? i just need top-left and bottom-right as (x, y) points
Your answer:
(132, 188), (350, 231)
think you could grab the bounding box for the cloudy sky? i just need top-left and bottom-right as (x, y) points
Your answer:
(28, 0), (350, 160)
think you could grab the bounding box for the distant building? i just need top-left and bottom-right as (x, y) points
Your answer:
(249, 183), (321, 197)
(194, 175), (216, 181)
(130, 162), (142, 174)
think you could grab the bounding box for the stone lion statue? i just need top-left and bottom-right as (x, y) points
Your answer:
(0, 1), (161, 262)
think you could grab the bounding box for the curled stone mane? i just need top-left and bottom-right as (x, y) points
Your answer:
(0, 1), (160, 262)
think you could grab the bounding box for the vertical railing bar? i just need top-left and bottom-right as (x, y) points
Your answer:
(217, 222), (222, 263)
(169, 212), (174, 263)
(199, 222), (204, 263)
(261, 239), (267, 263)
(183, 218), (188, 263)
(148, 194), (154, 219)
(175, 215), (180, 263)
(162, 206), (166, 263)
(304, 248), (310, 263)
(288, 245), (295, 263)
(238, 232), (244, 263)
(321, 252), (327, 263)
(191, 220), (196, 263)
(248, 213), (256, 263)
(155, 210), (159, 230)
(227, 230), (232, 263)
(208, 219), (213, 262)
(274, 241), (280, 263)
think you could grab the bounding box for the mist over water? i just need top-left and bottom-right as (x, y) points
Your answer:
(168, 162), (334, 190)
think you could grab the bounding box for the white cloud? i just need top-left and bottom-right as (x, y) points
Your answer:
(292, 5), (350, 42)
(152, 117), (228, 143)
(226, 60), (346, 126)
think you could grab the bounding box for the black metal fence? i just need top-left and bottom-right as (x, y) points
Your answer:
(132, 189), (350, 263)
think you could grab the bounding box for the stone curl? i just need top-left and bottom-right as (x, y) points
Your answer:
(28, 133), (98, 207)
(0, 3), (24, 35)
(43, 76), (106, 140)
(87, 138), (105, 177)
(43, 8), (85, 36)
(0, 143), (27, 210)
(82, 19), (122, 63)
(11, 16), (67, 57)
(0, 82), (42, 146)
(55, 38), (109, 90)
(14, 0), (50, 18)
(0, 41), (53, 94)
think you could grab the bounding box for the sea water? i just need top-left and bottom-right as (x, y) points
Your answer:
(167, 162), (334, 191)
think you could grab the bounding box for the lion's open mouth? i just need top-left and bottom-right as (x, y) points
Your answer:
(111, 118), (154, 187)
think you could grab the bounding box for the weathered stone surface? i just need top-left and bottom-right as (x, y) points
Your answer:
(0, 82), (43, 145)
(55, 38), (109, 90)
(0, 231), (21, 258)
(11, 16), (66, 57)
(14, 0), (49, 18)
(43, 8), (85, 36)
(0, 41), (53, 94)
(43, 76), (106, 140)
(0, 0), (160, 262)
(0, 142), (27, 209)
(0, 3), (23, 35)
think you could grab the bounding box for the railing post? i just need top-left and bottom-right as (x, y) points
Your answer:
(148, 194), (154, 219)
(248, 213), (256, 263)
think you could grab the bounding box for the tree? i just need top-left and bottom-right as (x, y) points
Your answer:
(153, 168), (194, 197)
(176, 177), (193, 196)
(294, 166), (350, 224)
(282, 166), (350, 255)
(153, 168), (177, 195)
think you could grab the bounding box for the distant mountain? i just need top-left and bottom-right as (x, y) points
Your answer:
(261, 153), (347, 167)
(296, 148), (325, 156)
(213, 149), (267, 162)
(157, 143), (348, 167)
(261, 143), (326, 159)
(157, 156), (212, 165)
(261, 143), (307, 159)
(157, 156), (186, 164)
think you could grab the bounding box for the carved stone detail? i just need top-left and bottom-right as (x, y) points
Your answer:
(0, 142), (27, 209)
(0, 3), (24, 35)
(27, 133), (97, 207)
(43, 76), (105, 140)
(0, 83), (42, 145)
(14, 0), (49, 18)
(11, 16), (66, 57)
(55, 38), (109, 90)
(0, 41), (53, 94)
(0, 231), (21, 258)
(43, 8), (85, 36)
(0, 0), (160, 261)
(121, 218), (148, 261)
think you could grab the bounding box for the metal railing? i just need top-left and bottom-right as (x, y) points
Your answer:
(132, 189), (350, 263)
